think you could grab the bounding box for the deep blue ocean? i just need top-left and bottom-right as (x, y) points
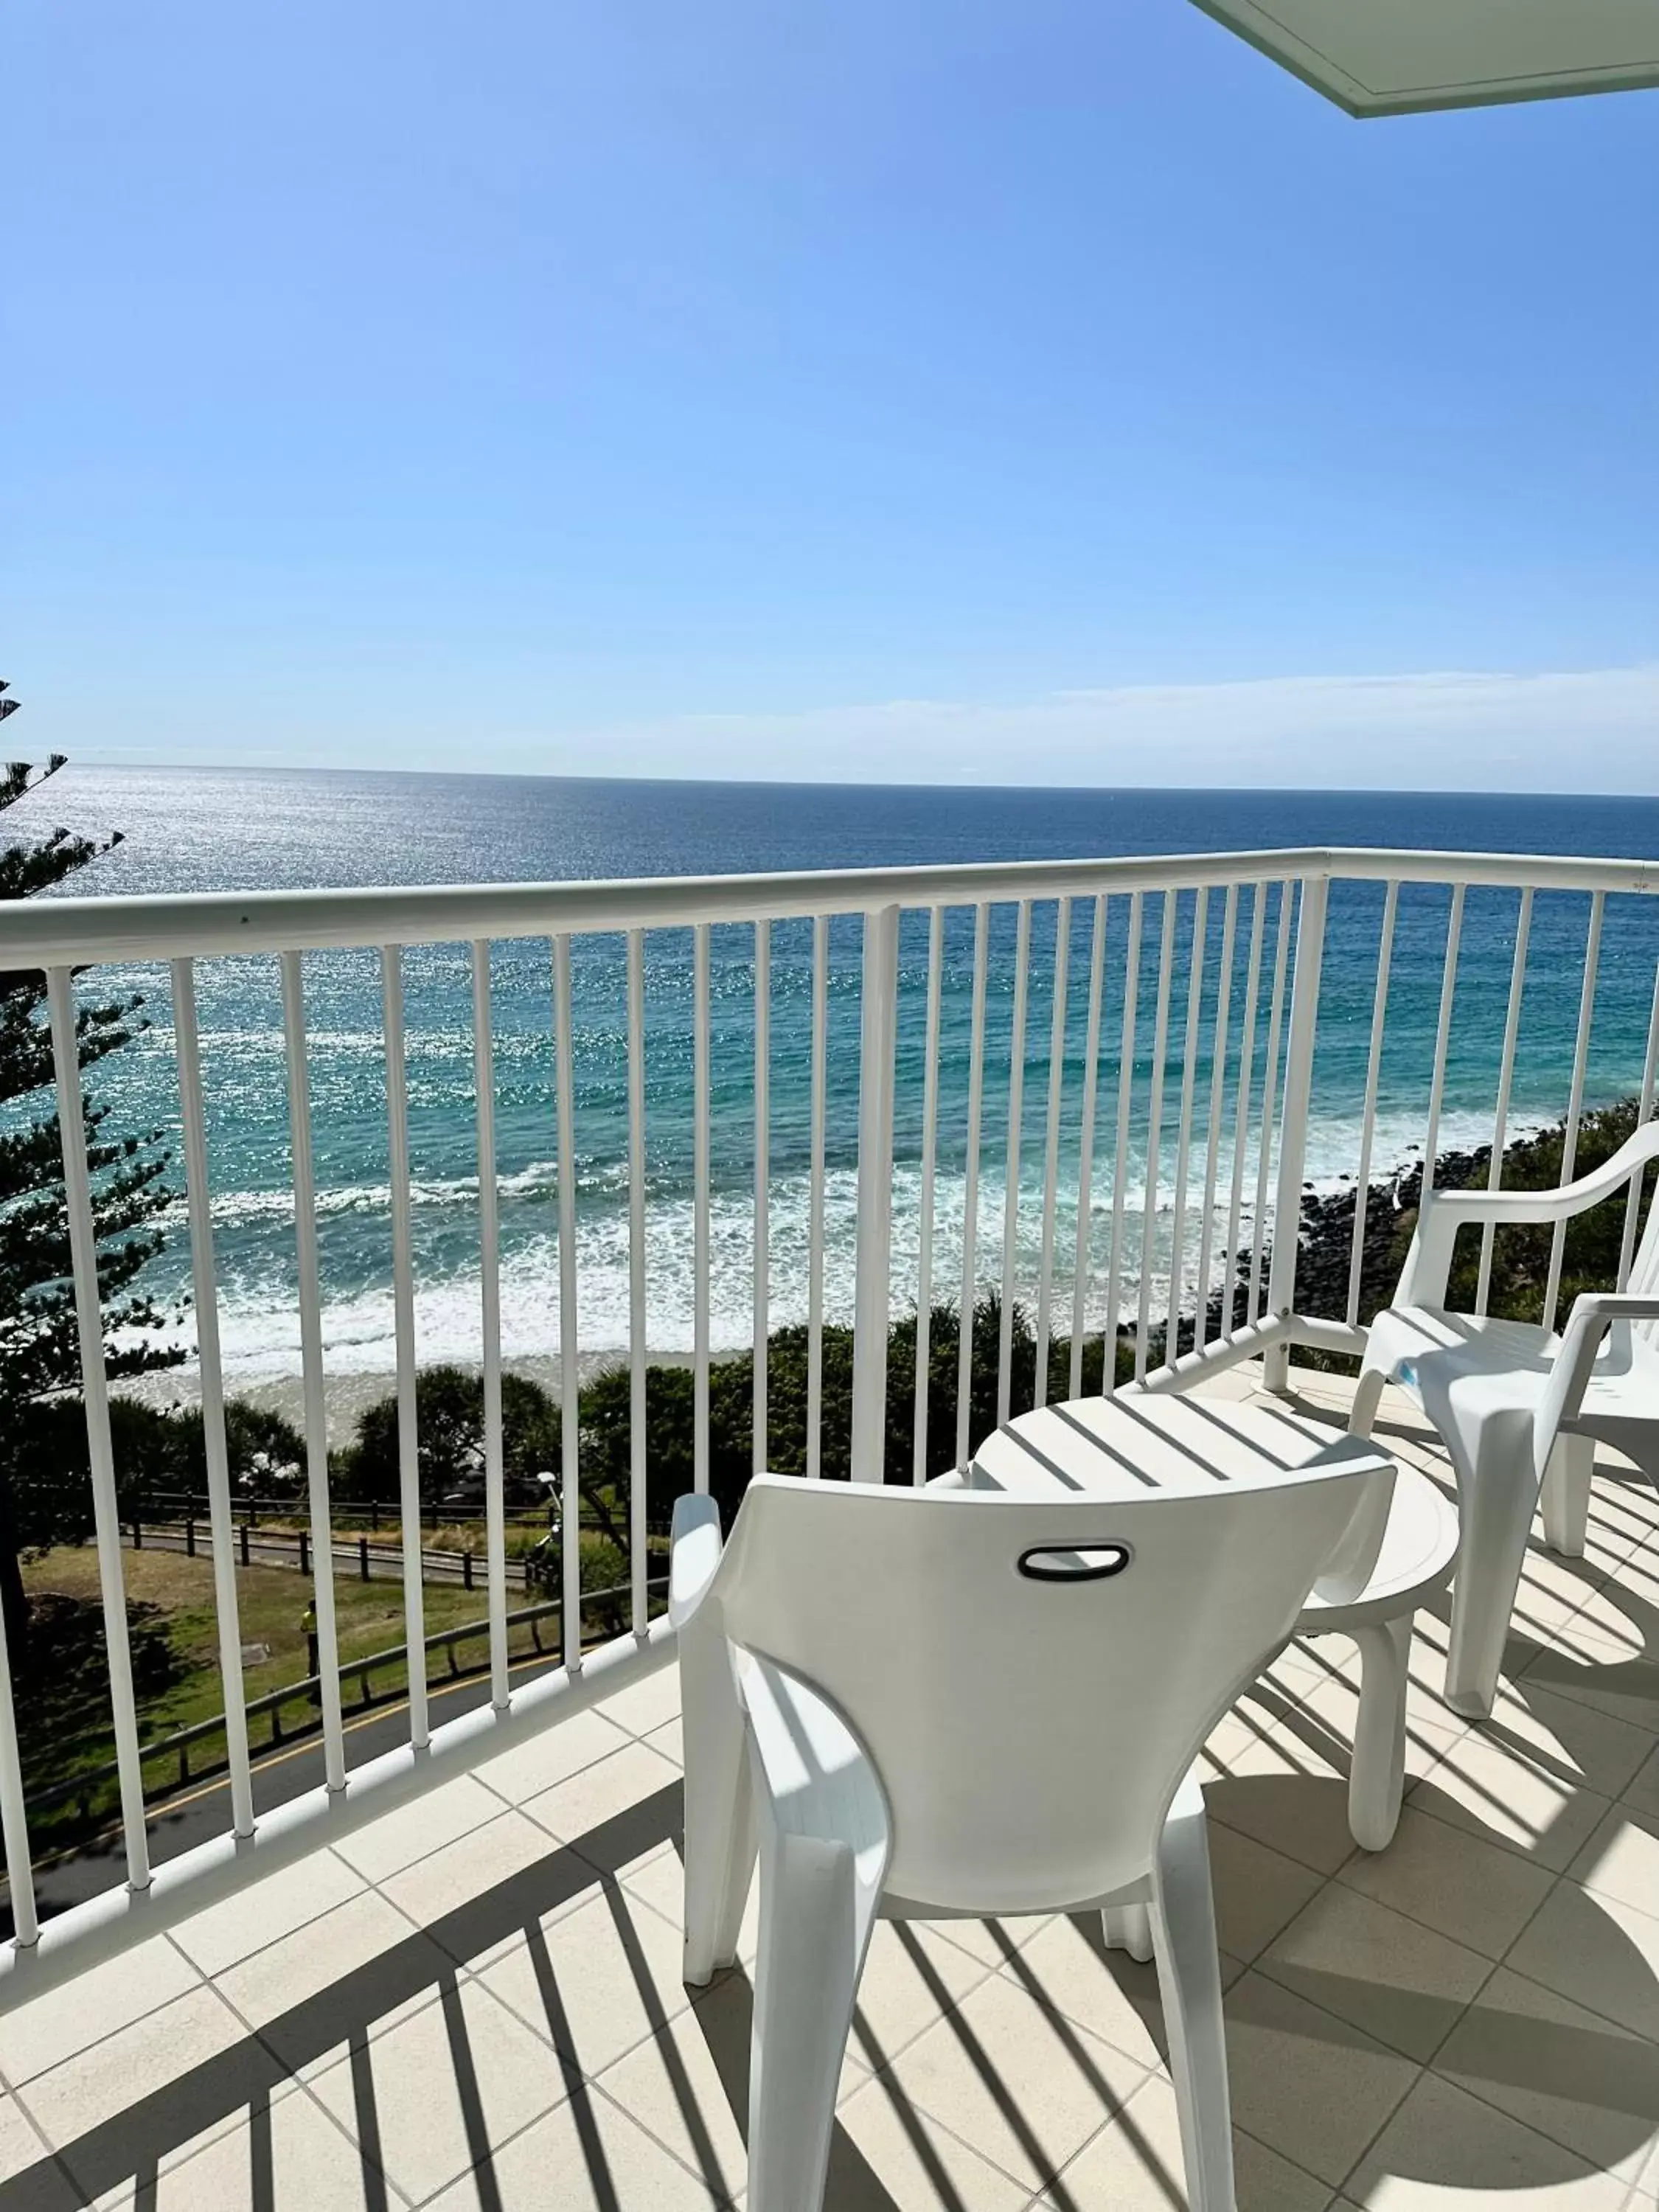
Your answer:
(29, 768), (1659, 1377)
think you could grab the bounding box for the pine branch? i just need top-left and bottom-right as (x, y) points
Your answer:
(0, 755), (68, 818)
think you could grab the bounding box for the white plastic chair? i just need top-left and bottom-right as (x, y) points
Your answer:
(670, 1453), (1388, 2212)
(1352, 1117), (1659, 1718)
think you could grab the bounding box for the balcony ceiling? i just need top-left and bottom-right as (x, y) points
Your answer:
(1189, 0), (1659, 114)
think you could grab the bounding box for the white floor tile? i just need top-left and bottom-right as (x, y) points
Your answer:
(420, 2084), (728, 2209)
(309, 1976), (571, 2205)
(1343, 2069), (1628, 2206)
(21, 1985), (248, 2148)
(0, 1936), (199, 2087)
(1259, 1883), (1492, 2062)
(171, 1848), (366, 1979)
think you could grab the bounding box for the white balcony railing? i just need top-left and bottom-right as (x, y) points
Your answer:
(1, 842), (1656, 2003)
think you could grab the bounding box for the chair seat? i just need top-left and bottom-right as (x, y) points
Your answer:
(1370, 1304), (1659, 1478)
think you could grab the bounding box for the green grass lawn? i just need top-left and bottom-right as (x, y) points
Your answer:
(13, 1543), (644, 1858)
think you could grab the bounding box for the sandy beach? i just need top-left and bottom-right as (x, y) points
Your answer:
(119, 1349), (707, 1449)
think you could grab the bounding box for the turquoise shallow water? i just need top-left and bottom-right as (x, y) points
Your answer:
(27, 769), (1659, 1375)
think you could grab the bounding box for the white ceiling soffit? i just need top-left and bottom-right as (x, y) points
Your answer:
(1189, 0), (1659, 115)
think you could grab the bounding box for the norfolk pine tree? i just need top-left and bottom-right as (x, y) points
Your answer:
(0, 685), (177, 1660)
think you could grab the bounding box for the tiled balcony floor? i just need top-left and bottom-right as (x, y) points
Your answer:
(7, 1365), (1659, 2209)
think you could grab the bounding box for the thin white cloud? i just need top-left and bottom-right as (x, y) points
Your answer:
(543, 664), (1659, 791)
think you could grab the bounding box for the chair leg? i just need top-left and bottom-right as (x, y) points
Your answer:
(1349, 1613), (1412, 1851)
(1349, 1366), (1388, 1441)
(681, 1627), (757, 1986)
(1150, 1781), (1235, 2212)
(1445, 1444), (1536, 1721)
(748, 1828), (863, 2212)
(1102, 1902), (1154, 1961)
(1542, 1433), (1593, 1559)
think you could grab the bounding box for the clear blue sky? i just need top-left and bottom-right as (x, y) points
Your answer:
(7, 1), (1659, 787)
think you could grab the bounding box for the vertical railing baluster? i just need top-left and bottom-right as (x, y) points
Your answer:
(753, 920), (770, 1476)
(1347, 883), (1400, 1330)
(1545, 891), (1605, 1335)
(1034, 898), (1071, 1408)
(693, 922), (712, 1493)
(1263, 875), (1328, 1389)
(1421, 883), (1467, 1200)
(852, 905), (900, 1482)
(1165, 888), (1208, 1368)
(1618, 950), (1659, 1290)
(956, 903), (991, 1467)
(1135, 891), (1179, 1380)
(913, 905), (945, 1483)
(0, 1593), (35, 1945)
(1221, 886), (1267, 1342)
(1248, 883), (1295, 1324)
(1476, 888), (1532, 1317)
(1069, 896), (1108, 1398)
(627, 929), (648, 1633)
(173, 957), (254, 1829)
(277, 951), (345, 1795)
(1194, 885), (1238, 1354)
(472, 941), (509, 1708)
(552, 934), (582, 1672)
(807, 916), (828, 1478)
(997, 900), (1033, 1424)
(380, 946), (428, 1745)
(1103, 891), (1144, 1394)
(46, 965), (153, 1883)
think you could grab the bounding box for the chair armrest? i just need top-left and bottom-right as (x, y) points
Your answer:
(669, 1493), (725, 1630)
(1536, 1293), (1659, 1470)
(1398, 1119), (1659, 1306)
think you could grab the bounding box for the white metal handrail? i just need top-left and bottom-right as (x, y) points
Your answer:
(1, 838), (1657, 2003)
(7, 844), (1659, 968)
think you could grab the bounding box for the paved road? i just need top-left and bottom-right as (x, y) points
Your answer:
(2, 1640), (573, 1933)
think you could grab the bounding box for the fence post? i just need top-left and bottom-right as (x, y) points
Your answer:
(463, 1550), (474, 1591)
(1263, 873), (1329, 1394)
(299, 1528), (310, 1576)
(850, 902), (901, 1483)
(358, 1535), (369, 1582)
(132, 1513), (142, 1551)
(186, 1517), (196, 1558)
(240, 1524), (250, 1568)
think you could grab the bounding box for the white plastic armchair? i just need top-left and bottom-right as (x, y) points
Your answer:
(1352, 1116), (1659, 1718)
(670, 1455), (1387, 2212)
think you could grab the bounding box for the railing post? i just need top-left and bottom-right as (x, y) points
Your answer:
(850, 903), (901, 1482)
(48, 968), (153, 1894)
(1264, 873), (1329, 1393)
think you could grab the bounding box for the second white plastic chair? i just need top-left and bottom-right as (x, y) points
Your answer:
(670, 1451), (1388, 2212)
(1353, 1116), (1659, 1717)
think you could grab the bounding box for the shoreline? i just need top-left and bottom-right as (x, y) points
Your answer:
(118, 1349), (706, 1449)
(113, 1093), (1633, 1448)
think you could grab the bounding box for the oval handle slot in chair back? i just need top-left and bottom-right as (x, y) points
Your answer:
(1016, 1542), (1133, 1583)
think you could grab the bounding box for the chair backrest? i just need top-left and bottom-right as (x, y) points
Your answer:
(709, 1461), (1374, 1915)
